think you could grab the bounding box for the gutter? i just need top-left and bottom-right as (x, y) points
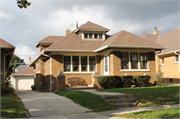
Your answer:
(156, 50), (180, 56)
(174, 51), (180, 80)
(4, 52), (13, 81)
(44, 49), (95, 52)
(95, 45), (166, 52)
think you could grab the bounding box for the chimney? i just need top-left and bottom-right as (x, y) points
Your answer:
(154, 27), (159, 35)
(76, 21), (78, 28)
(29, 57), (31, 65)
(65, 28), (70, 36)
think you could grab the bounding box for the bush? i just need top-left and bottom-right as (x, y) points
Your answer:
(154, 72), (163, 86)
(134, 75), (151, 87)
(121, 76), (133, 87)
(31, 84), (36, 91)
(97, 76), (123, 89)
(1, 81), (14, 95)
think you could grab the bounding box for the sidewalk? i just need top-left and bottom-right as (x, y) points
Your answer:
(97, 104), (180, 117)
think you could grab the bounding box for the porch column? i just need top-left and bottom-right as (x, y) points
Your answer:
(91, 72), (101, 89)
(56, 71), (66, 91)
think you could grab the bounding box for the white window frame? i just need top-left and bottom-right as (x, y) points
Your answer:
(37, 61), (40, 73)
(161, 58), (165, 65)
(82, 33), (104, 40)
(64, 55), (96, 73)
(120, 52), (150, 72)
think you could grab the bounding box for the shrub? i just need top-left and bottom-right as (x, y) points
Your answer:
(97, 76), (123, 89)
(134, 75), (151, 87)
(31, 84), (36, 91)
(1, 81), (14, 95)
(121, 76), (133, 87)
(154, 72), (163, 86)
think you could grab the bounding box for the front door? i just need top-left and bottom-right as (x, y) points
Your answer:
(104, 54), (109, 75)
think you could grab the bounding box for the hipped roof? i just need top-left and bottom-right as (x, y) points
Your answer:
(11, 67), (34, 76)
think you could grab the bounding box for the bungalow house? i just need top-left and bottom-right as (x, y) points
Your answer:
(0, 38), (15, 81)
(144, 28), (180, 83)
(30, 21), (165, 92)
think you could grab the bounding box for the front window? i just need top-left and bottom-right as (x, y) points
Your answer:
(64, 55), (96, 72)
(121, 52), (129, 69)
(64, 56), (71, 71)
(89, 56), (96, 71)
(37, 62), (40, 72)
(131, 52), (138, 69)
(121, 52), (148, 70)
(94, 34), (98, 39)
(99, 33), (103, 39)
(73, 56), (79, 71)
(140, 53), (147, 69)
(81, 56), (87, 71)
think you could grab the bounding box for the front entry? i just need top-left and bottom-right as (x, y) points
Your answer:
(104, 54), (109, 75)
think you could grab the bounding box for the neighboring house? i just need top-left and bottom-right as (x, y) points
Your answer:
(30, 21), (165, 92)
(0, 38), (15, 81)
(144, 28), (180, 83)
(15, 64), (27, 72)
(10, 67), (34, 90)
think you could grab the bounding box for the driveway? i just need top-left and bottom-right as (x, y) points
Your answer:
(14, 90), (107, 118)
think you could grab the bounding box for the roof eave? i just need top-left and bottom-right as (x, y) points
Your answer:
(156, 49), (180, 56)
(95, 45), (166, 52)
(0, 46), (15, 49)
(44, 49), (95, 53)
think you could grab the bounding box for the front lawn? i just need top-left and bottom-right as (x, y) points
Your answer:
(98, 85), (179, 107)
(55, 90), (116, 112)
(1, 94), (27, 118)
(115, 108), (179, 118)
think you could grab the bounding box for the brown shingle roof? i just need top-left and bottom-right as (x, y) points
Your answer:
(157, 28), (180, 53)
(97, 30), (164, 50)
(78, 21), (110, 31)
(47, 33), (103, 51)
(144, 28), (180, 54)
(36, 36), (64, 47)
(143, 34), (159, 43)
(11, 67), (34, 76)
(0, 38), (14, 47)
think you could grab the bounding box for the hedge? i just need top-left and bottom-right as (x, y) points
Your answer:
(1, 81), (14, 95)
(97, 76), (123, 89)
(121, 76), (133, 87)
(134, 75), (151, 87)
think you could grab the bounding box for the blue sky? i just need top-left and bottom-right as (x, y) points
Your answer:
(0, 0), (179, 63)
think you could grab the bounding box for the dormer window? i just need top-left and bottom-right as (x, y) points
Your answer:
(83, 33), (104, 40)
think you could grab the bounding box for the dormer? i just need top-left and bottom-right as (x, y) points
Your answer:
(74, 21), (110, 41)
(35, 36), (64, 54)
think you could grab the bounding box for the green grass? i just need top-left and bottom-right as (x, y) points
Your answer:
(55, 90), (116, 112)
(1, 94), (27, 118)
(115, 108), (180, 118)
(98, 85), (179, 107)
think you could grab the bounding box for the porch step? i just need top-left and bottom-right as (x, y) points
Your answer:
(66, 87), (95, 90)
(102, 95), (137, 107)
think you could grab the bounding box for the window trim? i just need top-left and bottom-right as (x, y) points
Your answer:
(37, 61), (40, 73)
(82, 32), (104, 40)
(120, 52), (149, 71)
(64, 55), (96, 73)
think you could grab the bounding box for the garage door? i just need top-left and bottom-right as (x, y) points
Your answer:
(16, 77), (34, 90)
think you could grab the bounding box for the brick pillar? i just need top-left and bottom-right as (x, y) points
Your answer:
(56, 71), (65, 91)
(91, 72), (102, 89)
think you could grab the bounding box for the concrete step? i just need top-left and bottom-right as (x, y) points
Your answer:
(106, 99), (136, 103)
(66, 87), (95, 90)
(102, 95), (134, 100)
(113, 103), (135, 107)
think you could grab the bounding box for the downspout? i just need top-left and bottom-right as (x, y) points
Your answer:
(174, 51), (180, 82)
(4, 52), (13, 82)
(50, 56), (52, 92)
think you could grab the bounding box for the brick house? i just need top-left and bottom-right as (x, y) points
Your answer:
(30, 21), (165, 92)
(144, 28), (180, 83)
(0, 38), (15, 81)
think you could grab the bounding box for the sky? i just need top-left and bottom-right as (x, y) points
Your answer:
(0, 0), (179, 64)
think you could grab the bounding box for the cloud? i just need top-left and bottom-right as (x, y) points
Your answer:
(14, 44), (37, 64)
(0, 11), (15, 20)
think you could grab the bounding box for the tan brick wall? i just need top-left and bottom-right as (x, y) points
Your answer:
(110, 51), (121, 75)
(159, 55), (179, 78)
(96, 55), (101, 74)
(51, 55), (63, 91)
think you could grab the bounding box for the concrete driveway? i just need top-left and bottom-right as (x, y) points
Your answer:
(14, 90), (107, 118)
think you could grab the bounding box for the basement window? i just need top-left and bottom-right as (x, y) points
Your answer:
(168, 78), (173, 83)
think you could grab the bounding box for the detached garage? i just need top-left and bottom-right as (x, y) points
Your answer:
(10, 67), (34, 90)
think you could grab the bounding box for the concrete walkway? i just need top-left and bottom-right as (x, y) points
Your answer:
(15, 90), (179, 119)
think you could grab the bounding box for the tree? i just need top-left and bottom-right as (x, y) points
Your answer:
(141, 29), (150, 37)
(5, 55), (25, 79)
(16, 0), (31, 9)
